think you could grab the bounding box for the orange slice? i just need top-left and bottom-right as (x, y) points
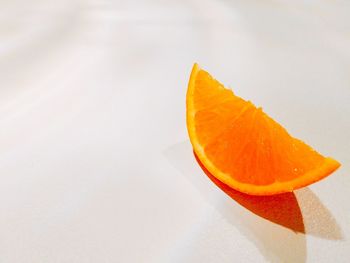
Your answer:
(186, 63), (341, 195)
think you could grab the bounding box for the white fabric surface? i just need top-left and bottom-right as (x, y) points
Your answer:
(0, 0), (349, 262)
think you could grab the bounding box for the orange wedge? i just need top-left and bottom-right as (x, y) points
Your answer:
(186, 63), (341, 195)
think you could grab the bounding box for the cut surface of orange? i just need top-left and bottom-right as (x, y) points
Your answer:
(186, 63), (341, 195)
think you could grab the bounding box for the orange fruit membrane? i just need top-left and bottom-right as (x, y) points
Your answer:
(186, 63), (341, 195)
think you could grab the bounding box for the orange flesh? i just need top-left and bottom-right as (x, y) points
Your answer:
(187, 63), (341, 195)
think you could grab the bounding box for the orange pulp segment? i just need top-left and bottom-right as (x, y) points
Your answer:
(186, 63), (341, 195)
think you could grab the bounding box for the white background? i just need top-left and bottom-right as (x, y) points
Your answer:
(0, 0), (349, 262)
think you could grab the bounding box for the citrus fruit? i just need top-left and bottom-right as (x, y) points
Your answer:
(186, 63), (341, 195)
